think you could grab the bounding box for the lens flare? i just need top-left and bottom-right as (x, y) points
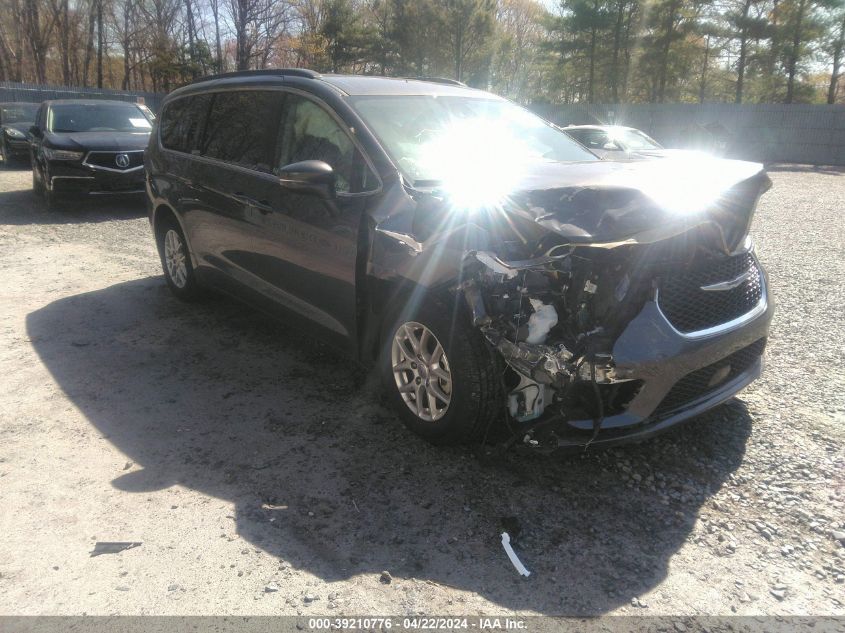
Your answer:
(417, 117), (533, 211)
(637, 154), (738, 215)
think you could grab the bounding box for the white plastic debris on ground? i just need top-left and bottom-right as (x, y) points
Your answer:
(501, 532), (531, 577)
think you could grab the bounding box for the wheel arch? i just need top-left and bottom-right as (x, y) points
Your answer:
(356, 272), (467, 366)
(151, 204), (198, 268)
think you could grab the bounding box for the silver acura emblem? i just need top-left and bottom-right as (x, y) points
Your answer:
(115, 153), (130, 168)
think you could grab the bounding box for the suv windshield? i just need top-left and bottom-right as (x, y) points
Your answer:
(1, 104), (38, 123)
(350, 96), (596, 185)
(47, 103), (152, 133)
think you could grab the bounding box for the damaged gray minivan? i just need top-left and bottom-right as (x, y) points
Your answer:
(145, 70), (772, 449)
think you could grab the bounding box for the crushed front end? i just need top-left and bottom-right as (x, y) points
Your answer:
(462, 232), (771, 449)
(372, 156), (774, 449)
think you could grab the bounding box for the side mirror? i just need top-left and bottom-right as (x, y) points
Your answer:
(278, 160), (335, 199)
(29, 125), (42, 138)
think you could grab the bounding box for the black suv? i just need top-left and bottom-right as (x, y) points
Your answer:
(1, 102), (39, 165)
(29, 99), (152, 208)
(146, 70), (772, 448)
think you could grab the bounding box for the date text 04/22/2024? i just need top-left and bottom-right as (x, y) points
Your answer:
(307, 618), (528, 630)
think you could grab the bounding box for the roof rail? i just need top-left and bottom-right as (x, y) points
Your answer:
(410, 76), (468, 87)
(191, 68), (321, 84)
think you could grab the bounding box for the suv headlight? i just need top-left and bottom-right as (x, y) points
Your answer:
(5, 127), (26, 139)
(43, 147), (83, 161)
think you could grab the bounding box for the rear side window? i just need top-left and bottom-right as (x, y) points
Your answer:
(277, 94), (377, 194)
(160, 95), (211, 153)
(201, 91), (282, 172)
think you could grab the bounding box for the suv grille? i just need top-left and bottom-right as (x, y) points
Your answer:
(658, 252), (763, 334)
(85, 151), (144, 170)
(653, 338), (766, 417)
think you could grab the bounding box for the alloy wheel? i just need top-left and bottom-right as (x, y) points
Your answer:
(164, 229), (188, 289)
(391, 321), (452, 422)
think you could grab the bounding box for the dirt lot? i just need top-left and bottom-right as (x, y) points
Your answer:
(0, 161), (843, 617)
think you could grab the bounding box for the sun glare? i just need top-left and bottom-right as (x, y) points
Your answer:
(417, 117), (532, 211)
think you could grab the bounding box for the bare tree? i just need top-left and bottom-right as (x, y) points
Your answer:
(22, 0), (58, 83)
(46, 0), (72, 84)
(227, 0), (294, 70)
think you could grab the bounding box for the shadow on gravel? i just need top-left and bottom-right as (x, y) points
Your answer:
(0, 188), (146, 225)
(26, 277), (753, 614)
(765, 163), (844, 175)
(0, 160), (32, 172)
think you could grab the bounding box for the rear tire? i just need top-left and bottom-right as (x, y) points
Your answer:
(157, 215), (202, 301)
(380, 296), (503, 445)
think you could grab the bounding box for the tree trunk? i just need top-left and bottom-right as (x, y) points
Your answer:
(235, 0), (249, 71)
(699, 34), (710, 103)
(587, 0), (598, 103)
(828, 13), (845, 104)
(9, 0), (23, 81)
(610, 0), (626, 103)
(657, 0), (680, 103)
(735, 0), (753, 103)
(83, 0), (96, 86)
(455, 20), (463, 80)
(185, 0), (197, 75)
(785, 0), (807, 104)
(122, 1), (131, 89)
(620, 1), (636, 101)
(0, 31), (7, 81)
(96, 0), (104, 88)
(24, 0), (52, 84)
(210, 0), (223, 72)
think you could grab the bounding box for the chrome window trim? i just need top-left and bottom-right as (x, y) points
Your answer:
(655, 255), (768, 340)
(82, 150), (145, 174)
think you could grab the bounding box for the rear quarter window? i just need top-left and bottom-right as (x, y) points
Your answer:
(160, 95), (211, 153)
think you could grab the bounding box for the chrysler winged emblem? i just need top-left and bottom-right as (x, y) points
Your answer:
(700, 268), (754, 292)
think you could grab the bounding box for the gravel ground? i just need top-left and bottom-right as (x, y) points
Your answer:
(0, 161), (843, 617)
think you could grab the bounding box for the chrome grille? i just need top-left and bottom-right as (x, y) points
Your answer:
(658, 252), (763, 334)
(84, 151), (144, 171)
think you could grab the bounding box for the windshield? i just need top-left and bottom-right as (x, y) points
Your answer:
(1, 104), (38, 124)
(350, 96), (596, 185)
(47, 103), (152, 133)
(611, 128), (662, 151)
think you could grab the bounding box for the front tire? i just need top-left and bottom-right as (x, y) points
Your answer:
(157, 216), (202, 301)
(380, 297), (503, 445)
(33, 164), (60, 210)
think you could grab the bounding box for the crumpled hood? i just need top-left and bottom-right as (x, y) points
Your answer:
(499, 155), (769, 247)
(44, 131), (150, 152)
